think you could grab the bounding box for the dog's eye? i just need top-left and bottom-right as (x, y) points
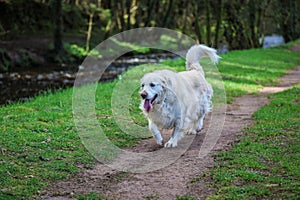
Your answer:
(141, 84), (144, 88)
(150, 83), (156, 87)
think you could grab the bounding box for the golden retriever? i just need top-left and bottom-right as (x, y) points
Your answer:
(139, 45), (220, 147)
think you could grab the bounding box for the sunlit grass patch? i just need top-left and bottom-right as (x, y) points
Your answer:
(217, 48), (300, 101)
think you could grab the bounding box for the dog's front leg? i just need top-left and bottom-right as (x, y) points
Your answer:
(149, 121), (163, 146)
(196, 114), (205, 132)
(164, 126), (183, 148)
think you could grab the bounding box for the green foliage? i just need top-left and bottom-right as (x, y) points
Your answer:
(0, 0), (53, 35)
(204, 86), (300, 199)
(65, 43), (88, 59)
(48, 43), (102, 63)
(62, 4), (86, 32)
(16, 49), (37, 67)
(60, 33), (189, 63)
(0, 48), (10, 71)
(0, 48), (44, 72)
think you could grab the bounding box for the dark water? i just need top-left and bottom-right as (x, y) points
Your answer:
(0, 53), (178, 105)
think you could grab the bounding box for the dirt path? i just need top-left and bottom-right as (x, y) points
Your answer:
(41, 49), (300, 200)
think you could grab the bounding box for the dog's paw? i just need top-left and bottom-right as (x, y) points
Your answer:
(196, 127), (203, 132)
(164, 139), (177, 148)
(157, 139), (164, 146)
(186, 130), (197, 135)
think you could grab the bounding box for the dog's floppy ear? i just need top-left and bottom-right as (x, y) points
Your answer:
(159, 75), (172, 90)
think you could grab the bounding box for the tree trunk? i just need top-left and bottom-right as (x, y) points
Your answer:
(117, 1), (125, 31)
(161, 0), (173, 27)
(131, 0), (139, 28)
(205, 0), (211, 45)
(86, 12), (94, 52)
(277, 0), (300, 43)
(104, 15), (113, 40)
(214, 0), (223, 48)
(104, 0), (116, 40)
(53, 0), (64, 55)
(126, 0), (131, 30)
(223, 1), (251, 50)
(194, 0), (202, 43)
(144, 0), (156, 27)
(248, 2), (256, 48)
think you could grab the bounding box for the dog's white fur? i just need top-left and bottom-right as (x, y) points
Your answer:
(139, 45), (220, 147)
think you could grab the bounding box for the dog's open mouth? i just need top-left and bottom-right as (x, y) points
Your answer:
(143, 94), (158, 112)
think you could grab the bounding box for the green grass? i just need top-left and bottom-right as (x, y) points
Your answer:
(0, 89), (95, 199)
(75, 192), (107, 200)
(0, 43), (300, 199)
(176, 194), (197, 200)
(200, 85), (300, 199)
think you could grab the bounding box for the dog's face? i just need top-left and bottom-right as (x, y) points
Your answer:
(140, 74), (166, 112)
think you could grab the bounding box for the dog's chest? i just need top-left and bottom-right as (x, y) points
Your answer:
(149, 102), (178, 128)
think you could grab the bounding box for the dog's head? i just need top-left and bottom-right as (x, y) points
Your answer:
(139, 73), (167, 113)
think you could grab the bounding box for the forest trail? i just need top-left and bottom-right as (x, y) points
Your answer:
(41, 47), (300, 200)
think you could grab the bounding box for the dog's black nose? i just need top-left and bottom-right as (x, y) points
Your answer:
(140, 91), (147, 99)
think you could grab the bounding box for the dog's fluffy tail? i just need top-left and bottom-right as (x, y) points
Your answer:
(185, 44), (221, 72)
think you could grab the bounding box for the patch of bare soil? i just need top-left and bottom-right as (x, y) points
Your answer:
(40, 48), (300, 200)
(290, 44), (300, 54)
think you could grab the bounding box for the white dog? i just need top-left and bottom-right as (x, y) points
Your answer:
(139, 45), (220, 147)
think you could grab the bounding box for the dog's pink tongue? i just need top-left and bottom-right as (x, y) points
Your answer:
(144, 99), (152, 112)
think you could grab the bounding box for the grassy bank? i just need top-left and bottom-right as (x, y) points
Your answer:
(201, 85), (300, 199)
(0, 44), (299, 199)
